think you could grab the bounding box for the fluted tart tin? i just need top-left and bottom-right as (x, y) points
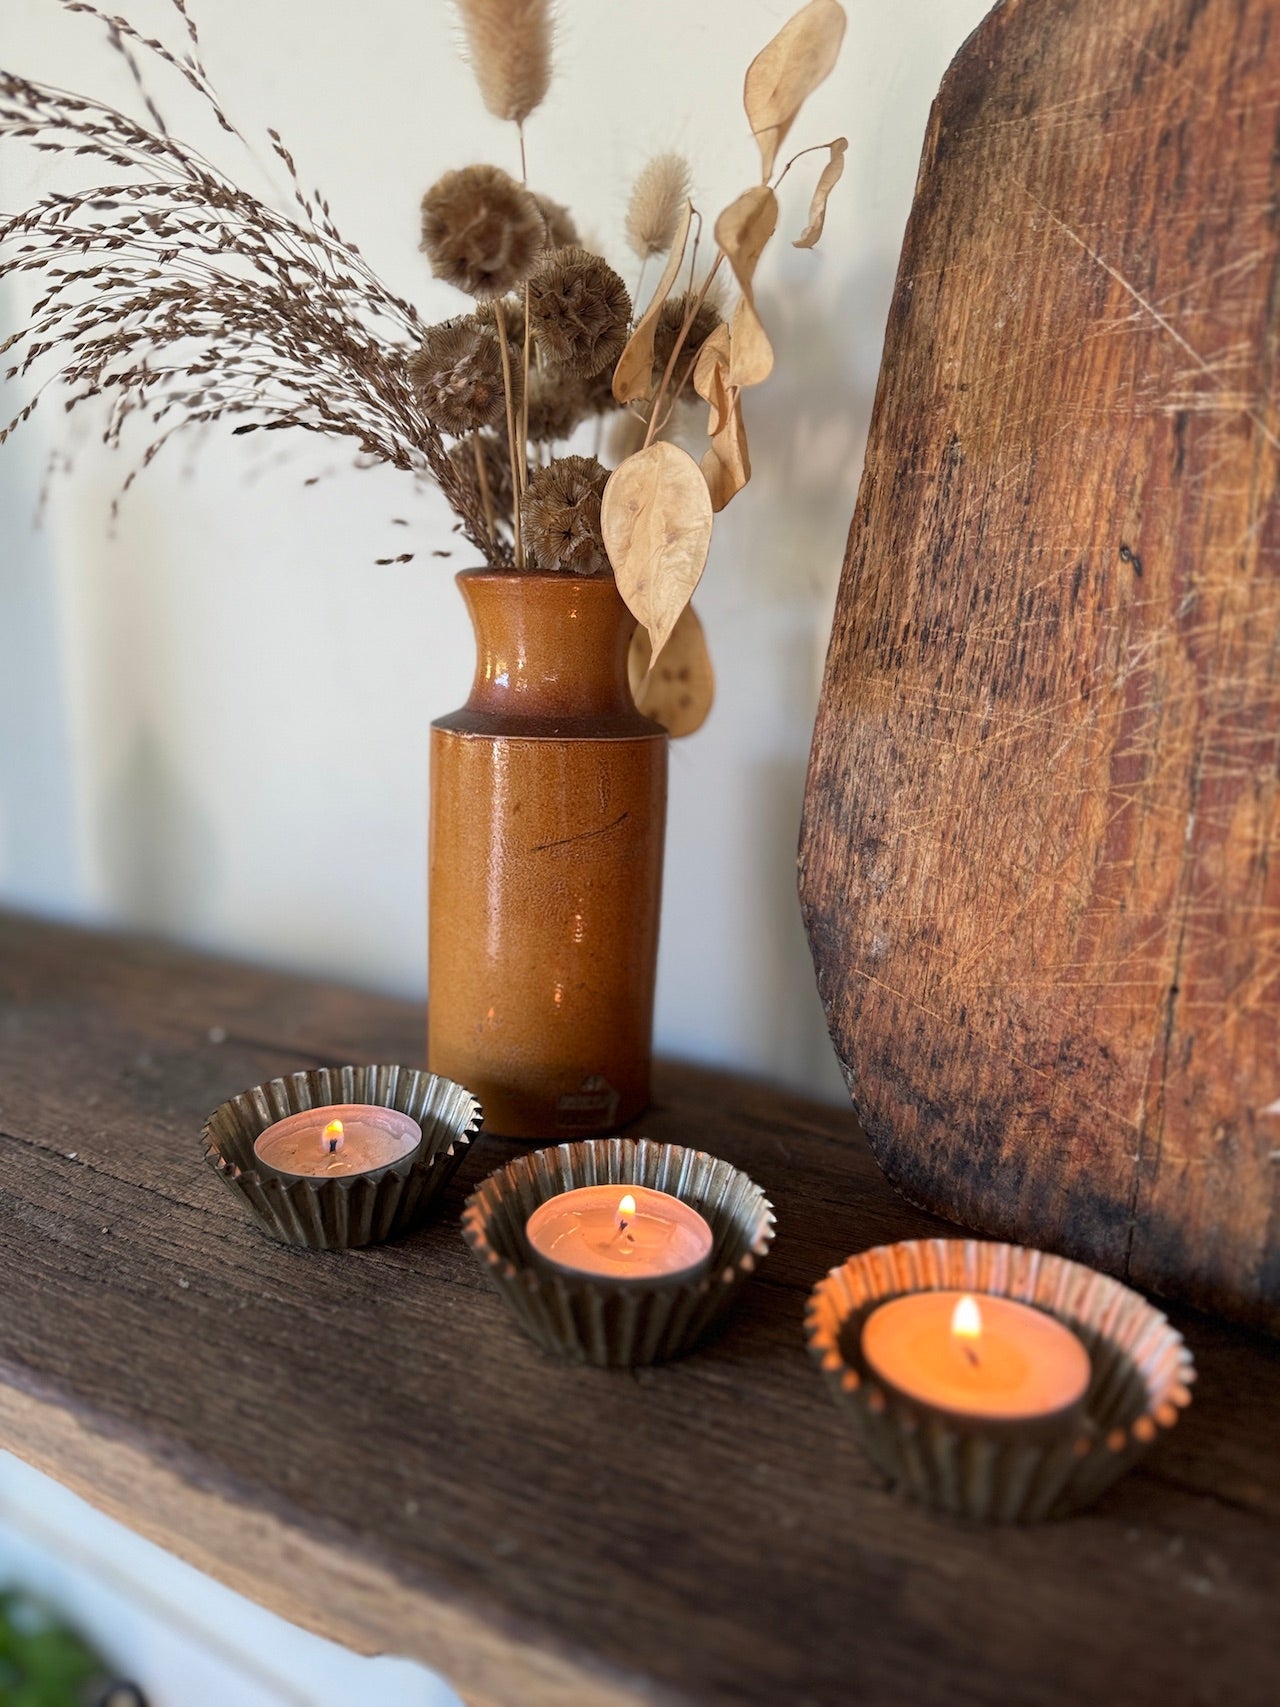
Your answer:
(462, 1136), (775, 1366)
(805, 1238), (1196, 1524)
(202, 1063), (482, 1249)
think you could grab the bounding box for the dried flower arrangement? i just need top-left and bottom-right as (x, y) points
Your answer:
(0, 0), (847, 731)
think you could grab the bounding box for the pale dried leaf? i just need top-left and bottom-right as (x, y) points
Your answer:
(692, 321), (750, 505)
(729, 295), (772, 389)
(612, 200), (693, 404)
(715, 185), (778, 286)
(701, 390), (750, 511)
(693, 324), (733, 434)
(602, 441), (714, 661)
(744, 0), (847, 180)
(629, 603), (715, 737)
(714, 185), (777, 389)
(793, 137), (847, 248)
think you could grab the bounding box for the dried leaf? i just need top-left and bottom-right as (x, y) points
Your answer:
(793, 137), (847, 248)
(728, 296), (772, 390)
(693, 323), (733, 434)
(612, 200), (693, 404)
(629, 603), (715, 737)
(715, 188), (776, 300)
(701, 391), (751, 511)
(692, 322), (750, 508)
(714, 186), (777, 388)
(744, 0), (847, 181)
(602, 441), (714, 661)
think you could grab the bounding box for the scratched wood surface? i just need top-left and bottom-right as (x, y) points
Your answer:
(1, 912), (1279, 1706)
(800, 0), (1280, 1332)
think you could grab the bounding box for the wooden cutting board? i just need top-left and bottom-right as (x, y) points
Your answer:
(800, 0), (1280, 1331)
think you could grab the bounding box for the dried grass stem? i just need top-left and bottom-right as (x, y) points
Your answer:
(0, 14), (507, 562)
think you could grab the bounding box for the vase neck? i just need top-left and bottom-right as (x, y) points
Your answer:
(458, 571), (643, 723)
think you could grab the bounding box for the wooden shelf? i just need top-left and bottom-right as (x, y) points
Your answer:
(0, 910), (1276, 1707)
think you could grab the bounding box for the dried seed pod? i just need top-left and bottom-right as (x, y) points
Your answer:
(521, 454), (610, 572)
(527, 246), (632, 379)
(474, 293), (529, 346)
(526, 373), (589, 443)
(652, 294), (724, 390)
(606, 408), (649, 466)
(408, 317), (514, 435)
(579, 362), (623, 417)
(420, 164), (545, 300)
(533, 192), (579, 250)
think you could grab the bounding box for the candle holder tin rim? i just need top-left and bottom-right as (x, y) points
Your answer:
(202, 1063), (483, 1249)
(461, 1136), (775, 1365)
(804, 1236), (1196, 1523)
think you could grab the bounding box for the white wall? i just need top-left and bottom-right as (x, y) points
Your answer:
(0, 0), (992, 1103)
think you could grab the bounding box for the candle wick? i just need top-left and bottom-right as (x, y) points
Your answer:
(962, 1343), (980, 1369)
(611, 1217), (631, 1243)
(328, 1138), (340, 1154)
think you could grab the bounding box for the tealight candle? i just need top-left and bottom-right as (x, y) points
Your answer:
(253, 1103), (421, 1180)
(860, 1290), (1091, 1427)
(525, 1184), (714, 1284)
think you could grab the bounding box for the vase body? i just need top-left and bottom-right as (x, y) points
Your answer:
(428, 570), (667, 1138)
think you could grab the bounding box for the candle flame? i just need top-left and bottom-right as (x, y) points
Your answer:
(617, 1192), (637, 1222)
(322, 1118), (345, 1155)
(951, 1293), (983, 1342)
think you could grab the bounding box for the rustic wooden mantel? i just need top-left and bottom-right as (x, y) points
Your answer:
(0, 911), (1276, 1707)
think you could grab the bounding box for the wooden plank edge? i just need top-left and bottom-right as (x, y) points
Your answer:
(0, 1381), (668, 1707)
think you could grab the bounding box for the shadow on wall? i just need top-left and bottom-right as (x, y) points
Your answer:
(743, 256), (889, 605)
(656, 255), (893, 1101)
(98, 723), (216, 934)
(750, 753), (853, 1096)
(0, 281), (81, 915)
(78, 497), (220, 936)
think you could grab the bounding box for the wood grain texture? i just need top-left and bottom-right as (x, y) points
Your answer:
(799, 0), (1280, 1331)
(0, 912), (1278, 1705)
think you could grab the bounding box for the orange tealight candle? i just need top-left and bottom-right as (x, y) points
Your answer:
(860, 1290), (1091, 1427)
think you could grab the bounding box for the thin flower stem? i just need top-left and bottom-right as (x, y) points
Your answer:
(492, 296), (524, 565)
(517, 126), (531, 491)
(520, 280), (532, 496)
(472, 432), (496, 544)
(643, 251), (724, 449)
(650, 347), (701, 440)
(684, 209), (704, 298)
(774, 138), (839, 190)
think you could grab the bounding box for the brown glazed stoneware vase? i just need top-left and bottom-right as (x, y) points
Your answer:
(428, 570), (668, 1139)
